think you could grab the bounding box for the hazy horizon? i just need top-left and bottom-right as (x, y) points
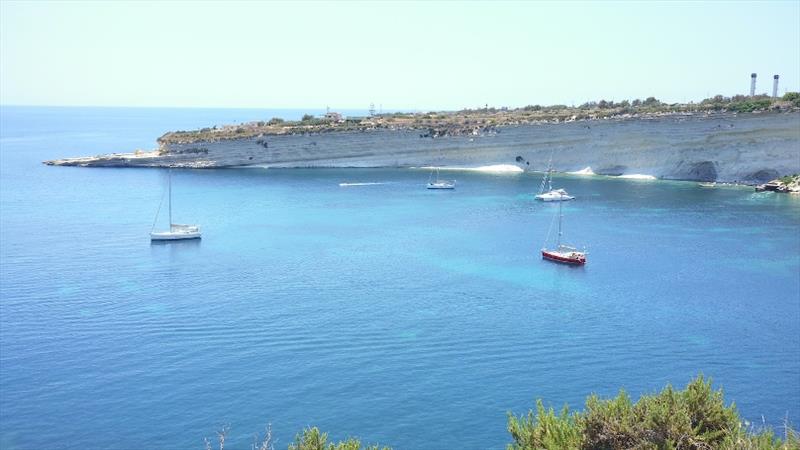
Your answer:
(2, 1), (799, 110)
(0, 88), (795, 111)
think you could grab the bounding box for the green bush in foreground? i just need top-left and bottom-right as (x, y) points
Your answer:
(205, 424), (391, 450)
(507, 375), (798, 450)
(287, 427), (391, 450)
(205, 376), (796, 450)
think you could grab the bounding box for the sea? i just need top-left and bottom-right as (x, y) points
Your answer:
(1, 106), (799, 449)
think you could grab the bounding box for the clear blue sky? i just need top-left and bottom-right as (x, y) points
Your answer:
(1, 1), (798, 110)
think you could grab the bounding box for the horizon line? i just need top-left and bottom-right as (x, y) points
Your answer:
(1, 92), (795, 113)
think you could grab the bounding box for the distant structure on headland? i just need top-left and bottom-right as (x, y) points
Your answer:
(324, 111), (344, 122)
(748, 72), (783, 97)
(772, 75), (780, 98)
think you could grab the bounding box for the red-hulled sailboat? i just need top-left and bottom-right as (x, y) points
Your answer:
(541, 199), (586, 265)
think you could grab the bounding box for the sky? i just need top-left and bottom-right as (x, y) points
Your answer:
(1, 1), (799, 110)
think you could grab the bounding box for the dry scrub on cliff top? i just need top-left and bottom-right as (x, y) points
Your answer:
(203, 376), (798, 450)
(161, 93), (800, 146)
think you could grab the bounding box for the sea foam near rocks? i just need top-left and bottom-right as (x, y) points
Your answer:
(419, 164), (524, 173)
(618, 174), (657, 180)
(568, 167), (596, 175)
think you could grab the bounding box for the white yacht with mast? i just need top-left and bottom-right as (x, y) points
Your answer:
(534, 158), (574, 202)
(150, 168), (201, 241)
(427, 167), (456, 189)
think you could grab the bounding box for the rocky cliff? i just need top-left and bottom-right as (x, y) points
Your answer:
(45, 112), (800, 183)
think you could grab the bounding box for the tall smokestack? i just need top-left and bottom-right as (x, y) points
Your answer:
(772, 75), (779, 98)
(750, 73), (757, 96)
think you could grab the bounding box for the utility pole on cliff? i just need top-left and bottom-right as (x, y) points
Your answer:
(369, 103), (375, 117)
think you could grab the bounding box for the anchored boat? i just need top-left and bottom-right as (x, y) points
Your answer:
(150, 168), (201, 241)
(541, 200), (585, 265)
(427, 167), (456, 189)
(535, 187), (575, 202)
(534, 159), (574, 201)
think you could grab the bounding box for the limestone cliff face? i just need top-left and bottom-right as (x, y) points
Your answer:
(45, 112), (800, 183)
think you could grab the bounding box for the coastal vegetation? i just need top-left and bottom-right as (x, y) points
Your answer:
(158, 93), (800, 146)
(288, 428), (391, 450)
(204, 376), (797, 450)
(507, 376), (798, 450)
(206, 424), (391, 450)
(782, 92), (800, 107)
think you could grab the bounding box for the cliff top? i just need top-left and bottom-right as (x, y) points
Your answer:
(158, 93), (800, 145)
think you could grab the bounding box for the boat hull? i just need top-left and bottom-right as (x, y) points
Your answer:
(535, 194), (575, 201)
(541, 249), (586, 265)
(427, 183), (455, 189)
(150, 231), (202, 241)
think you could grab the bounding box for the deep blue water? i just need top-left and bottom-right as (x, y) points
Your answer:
(1, 106), (799, 449)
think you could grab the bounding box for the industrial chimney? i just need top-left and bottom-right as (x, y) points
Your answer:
(772, 75), (779, 98)
(750, 73), (757, 96)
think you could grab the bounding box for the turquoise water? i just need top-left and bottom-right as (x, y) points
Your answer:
(1, 107), (799, 449)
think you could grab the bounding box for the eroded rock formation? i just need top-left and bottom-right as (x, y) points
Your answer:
(44, 112), (800, 184)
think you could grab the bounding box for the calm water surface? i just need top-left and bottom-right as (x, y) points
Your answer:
(1, 107), (799, 449)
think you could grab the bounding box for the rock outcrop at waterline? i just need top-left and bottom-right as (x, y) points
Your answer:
(756, 174), (800, 193)
(44, 112), (800, 184)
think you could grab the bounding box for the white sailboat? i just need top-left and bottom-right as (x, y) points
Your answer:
(541, 200), (586, 265)
(150, 168), (201, 241)
(534, 159), (574, 202)
(427, 167), (456, 189)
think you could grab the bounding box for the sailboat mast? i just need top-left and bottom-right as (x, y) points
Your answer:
(168, 168), (172, 226)
(538, 155), (554, 195)
(557, 199), (563, 247)
(546, 153), (553, 192)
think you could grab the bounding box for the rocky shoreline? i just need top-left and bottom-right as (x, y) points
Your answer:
(755, 174), (800, 193)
